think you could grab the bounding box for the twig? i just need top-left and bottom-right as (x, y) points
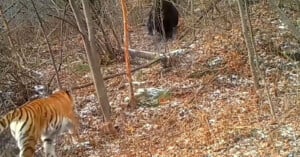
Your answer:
(46, 13), (81, 35)
(47, 3), (68, 88)
(3, 2), (17, 13)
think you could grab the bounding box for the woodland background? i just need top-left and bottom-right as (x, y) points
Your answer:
(0, 0), (300, 156)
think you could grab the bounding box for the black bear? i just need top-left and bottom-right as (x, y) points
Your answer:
(147, 0), (179, 40)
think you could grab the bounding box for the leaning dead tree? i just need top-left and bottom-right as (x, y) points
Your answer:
(69, 0), (111, 121)
(237, 0), (275, 119)
(237, 0), (259, 89)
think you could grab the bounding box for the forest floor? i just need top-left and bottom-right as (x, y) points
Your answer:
(52, 4), (300, 157)
(1, 2), (300, 157)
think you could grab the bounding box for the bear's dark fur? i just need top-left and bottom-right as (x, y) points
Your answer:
(147, 0), (179, 39)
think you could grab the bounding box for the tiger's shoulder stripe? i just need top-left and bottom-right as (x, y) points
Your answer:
(0, 109), (20, 133)
(19, 110), (29, 132)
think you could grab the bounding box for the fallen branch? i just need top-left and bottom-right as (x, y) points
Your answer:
(71, 58), (160, 90)
(112, 47), (158, 60)
(127, 48), (157, 60)
(71, 48), (188, 90)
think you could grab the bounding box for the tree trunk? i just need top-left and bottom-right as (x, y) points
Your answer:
(120, 0), (137, 107)
(69, 0), (111, 121)
(237, 0), (259, 90)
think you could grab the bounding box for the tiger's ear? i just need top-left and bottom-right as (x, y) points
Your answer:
(52, 89), (72, 100)
(65, 90), (70, 95)
(65, 90), (72, 98)
(52, 88), (60, 93)
(52, 88), (70, 95)
(63, 89), (74, 102)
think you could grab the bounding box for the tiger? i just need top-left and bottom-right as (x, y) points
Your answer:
(0, 90), (79, 157)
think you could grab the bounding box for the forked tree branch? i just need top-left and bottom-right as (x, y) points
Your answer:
(30, 0), (62, 89)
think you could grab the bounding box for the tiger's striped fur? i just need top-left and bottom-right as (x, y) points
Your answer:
(0, 90), (79, 157)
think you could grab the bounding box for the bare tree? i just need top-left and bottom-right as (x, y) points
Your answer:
(237, 0), (259, 89)
(238, 0), (276, 119)
(69, 0), (111, 121)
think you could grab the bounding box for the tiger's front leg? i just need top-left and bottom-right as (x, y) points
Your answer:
(41, 130), (58, 157)
(42, 138), (57, 157)
(18, 138), (37, 157)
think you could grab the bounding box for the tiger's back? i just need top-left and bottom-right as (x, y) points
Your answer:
(0, 90), (79, 157)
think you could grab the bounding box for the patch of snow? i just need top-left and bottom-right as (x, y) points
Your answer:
(280, 125), (296, 140)
(189, 44), (196, 49)
(208, 56), (224, 67)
